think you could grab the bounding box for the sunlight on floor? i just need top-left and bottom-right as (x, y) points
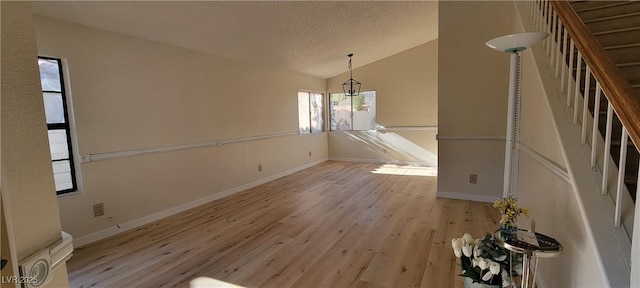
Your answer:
(190, 277), (246, 288)
(371, 164), (438, 176)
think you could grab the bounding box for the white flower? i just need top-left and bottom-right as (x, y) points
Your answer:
(462, 243), (473, 257)
(452, 238), (463, 257)
(462, 233), (474, 244)
(473, 245), (482, 258)
(482, 270), (493, 281)
(477, 258), (489, 270)
(471, 258), (479, 267)
(495, 254), (507, 262)
(490, 261), (500, 275)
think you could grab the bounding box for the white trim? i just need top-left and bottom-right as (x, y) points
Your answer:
(86, 131), (299, 162)
(436, 190), (498, 203)
(328, 156), (437, 167)
(436, 134), (506, 141)
(519, 144), (571, 184)
(50, 231), (73, 269)
(73, 158), (327, 248)
(378, 126), (438, 131)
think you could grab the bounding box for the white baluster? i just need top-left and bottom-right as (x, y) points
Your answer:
(549, 10), (557, 61)
(561, 28), (568, 92)
(536, 0), (542, 31)
(591, 83), (602, 168)
(573, 52), (583, 124)
(567, 41), (575, 107)
(602, 103), (614, 195)
(615, 127), (629, 227)
(547, 4), (553, 53)
(582, 66), (592, 143)
(555, 19), (562, 78)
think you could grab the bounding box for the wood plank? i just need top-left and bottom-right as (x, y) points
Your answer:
(66, 161), (500, 288)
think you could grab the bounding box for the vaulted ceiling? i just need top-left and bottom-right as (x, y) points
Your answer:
(31, 1), (438, 79)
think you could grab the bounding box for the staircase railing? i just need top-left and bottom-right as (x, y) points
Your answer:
(528, 0), (639, 266)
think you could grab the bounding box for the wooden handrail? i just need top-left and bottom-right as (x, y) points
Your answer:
(551, 1), (640, 148)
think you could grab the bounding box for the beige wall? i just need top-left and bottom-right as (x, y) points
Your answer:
(1, 2), (69, 286)
(326, 41), (438, 165)
(33, 15), (327, 244)
(512, 2), (609, 286)
(517, 48), (607, 288)
(437, 1), (515, 200)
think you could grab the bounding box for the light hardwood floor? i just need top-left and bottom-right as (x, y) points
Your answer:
(67, 161), (500, 288)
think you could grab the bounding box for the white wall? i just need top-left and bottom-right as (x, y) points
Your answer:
(1, 2), (70, 286)
(326, 41), (438, 165)
(33, 15), (328, 246)
(437, 1), (514, 201)
(517, 48), (608, 288)
(513, 2), (613, 286)
(438, 1), (612, 286)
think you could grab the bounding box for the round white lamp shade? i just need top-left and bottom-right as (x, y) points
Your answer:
(486, 32), (549, 52)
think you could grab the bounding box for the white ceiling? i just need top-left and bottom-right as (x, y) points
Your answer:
(31, 1), (438, 79)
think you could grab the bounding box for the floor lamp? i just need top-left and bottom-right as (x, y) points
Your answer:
(486, 32), (548, 197)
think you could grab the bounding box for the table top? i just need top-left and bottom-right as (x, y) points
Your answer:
(494, 229), (563, 258)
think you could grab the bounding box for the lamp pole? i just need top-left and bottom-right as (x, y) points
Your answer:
(486, 32), (548, 197)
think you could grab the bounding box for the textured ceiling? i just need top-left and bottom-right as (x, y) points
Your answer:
(31, 1), (438, 79)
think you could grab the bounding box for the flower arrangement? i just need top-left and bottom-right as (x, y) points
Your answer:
(452, 233), (521, 287)
(493, 195), (529, 230)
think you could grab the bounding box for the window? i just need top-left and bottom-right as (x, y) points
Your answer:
(330, 91), (376, 131)
(298, 91), (324, 134)
(38, 57), (78, 194)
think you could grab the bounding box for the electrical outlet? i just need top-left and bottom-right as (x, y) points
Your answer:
(258, 164), (262, 172)
(469, 174), (478, 184)
(93, 203), (104, 217)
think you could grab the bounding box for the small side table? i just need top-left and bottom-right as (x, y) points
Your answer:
(494, 229), (562, 288)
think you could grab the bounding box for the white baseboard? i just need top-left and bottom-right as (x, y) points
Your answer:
(73, 158), (328, 248)
(329, 157), (436, 167)
(436, 190), (498, 203)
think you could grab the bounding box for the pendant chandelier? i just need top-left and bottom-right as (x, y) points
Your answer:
(342, 53), (361, 96)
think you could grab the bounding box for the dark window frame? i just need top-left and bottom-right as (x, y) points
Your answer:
(39, 56), (78, 195)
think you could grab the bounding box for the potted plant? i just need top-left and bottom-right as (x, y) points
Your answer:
(452, 233), (522, 288)
(493, 195), (529, 238)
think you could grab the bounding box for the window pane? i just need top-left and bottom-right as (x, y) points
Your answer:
(48, 129), (69, 160)
(52, 161), (73, 191)
(43, 92), (66, 124)
(330, 93), (351, 130)
(298, 92), (310, 134)
(352, 91), (376, 130)
(310, 93), (323, 133)
(38, 58), (62, 92)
